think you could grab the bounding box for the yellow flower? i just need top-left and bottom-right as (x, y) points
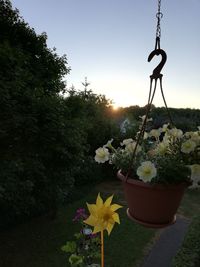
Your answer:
(181, 140), (196, 154)
(137, 161), (157, 182)
(84, 193), (122, 235)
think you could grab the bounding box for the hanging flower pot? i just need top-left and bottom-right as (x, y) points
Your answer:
(117, 170), (189, 228)
(94, 123), (200, 228)
(94, 0), (200, 228)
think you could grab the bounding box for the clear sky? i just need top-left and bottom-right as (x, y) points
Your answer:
(12, 0), (200, 109)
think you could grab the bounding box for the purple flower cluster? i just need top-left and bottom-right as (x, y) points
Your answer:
(88, 233), (98, 239)
(73, 208), (88, 222)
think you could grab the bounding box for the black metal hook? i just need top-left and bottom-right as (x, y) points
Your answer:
(148, 48), (167, 80)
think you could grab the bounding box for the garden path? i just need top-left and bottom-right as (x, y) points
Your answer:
(141, 216), (190, 267)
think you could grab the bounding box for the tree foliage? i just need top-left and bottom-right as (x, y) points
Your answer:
(0, 0), (85, 227)
(0, 1), (117, 228)
(65, 87), (119, 186)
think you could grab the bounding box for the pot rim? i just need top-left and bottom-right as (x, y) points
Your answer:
(117, 169), (189, 190)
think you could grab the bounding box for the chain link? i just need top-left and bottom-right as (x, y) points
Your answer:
(156, 0), (163, 39)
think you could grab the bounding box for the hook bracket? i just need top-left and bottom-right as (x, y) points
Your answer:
(148, 40), (167, 80)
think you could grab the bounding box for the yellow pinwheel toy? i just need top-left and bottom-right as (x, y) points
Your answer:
(84, 193), (122, 267)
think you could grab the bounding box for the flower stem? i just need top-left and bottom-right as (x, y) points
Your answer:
(101, 230), (104, 267)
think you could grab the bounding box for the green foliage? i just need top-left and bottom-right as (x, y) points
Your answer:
(123, 106), (200, 132)
(65, 88), (119, 185)
(61, 207), (101, 267)
(151, 107), (200, 131)
(0, 1), (115, 228)
(69, 254), (84, 267)
(172, 214), (200, 267)
(152, 154), (190, 184)
(0, 0), (69, 96)
(0, 0), (86, 227)
(61, 241), (77, 254)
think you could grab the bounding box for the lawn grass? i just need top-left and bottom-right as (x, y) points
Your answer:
(0, 186), (155, 267)
(172, 214), (200, 267)
(104, 207), (155, 267)
(0, 185), (199, 267)
(171, 188), (200, 267)
(178, 188), (200, 218)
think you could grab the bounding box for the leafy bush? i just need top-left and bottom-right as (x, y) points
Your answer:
(65, 88), (119, 186)
(0, 1), (117, 228)
(0, 0), (87, 227)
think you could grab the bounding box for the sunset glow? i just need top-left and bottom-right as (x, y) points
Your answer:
(12, 0), (200, 109)
(112, 104), (119, 111)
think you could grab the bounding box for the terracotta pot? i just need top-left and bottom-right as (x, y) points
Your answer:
(117, 170), (188, 228)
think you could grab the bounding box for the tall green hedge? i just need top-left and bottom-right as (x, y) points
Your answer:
(0, 1), (117, 228)
(0, 0), (83, 227)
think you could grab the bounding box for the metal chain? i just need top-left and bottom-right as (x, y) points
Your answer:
(156, 0), (163, 39)
(126, 0), (175, 180)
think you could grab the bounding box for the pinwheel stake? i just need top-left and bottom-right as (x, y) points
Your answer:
(84, 193), (122, 267)
(101, 230), (104, 267)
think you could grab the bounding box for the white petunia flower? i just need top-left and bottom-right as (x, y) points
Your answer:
(125, 141), (141, 154)
(184, 131), (193, 138)
(137, 161), (157, 182)
(120, 138), (133, 146)
(168, 128), (183, 139)
(197, 126), (200, 131)
(149, 129), (161, 139)
(155, 142), (169, 155)
(143, 132), (148, 140)
(181, 140), (196, 154)
(190, 132), (200, 146)
(162, 123), (169, 132)
(163, 132), (170, 144)
(103, 139), (114, 149)
(190, 164), (200, 188)
(95, 147), (110, 163)
(139, 115), (153, 122)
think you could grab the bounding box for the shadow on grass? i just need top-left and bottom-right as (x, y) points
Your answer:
(0, 188), (155, 267)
